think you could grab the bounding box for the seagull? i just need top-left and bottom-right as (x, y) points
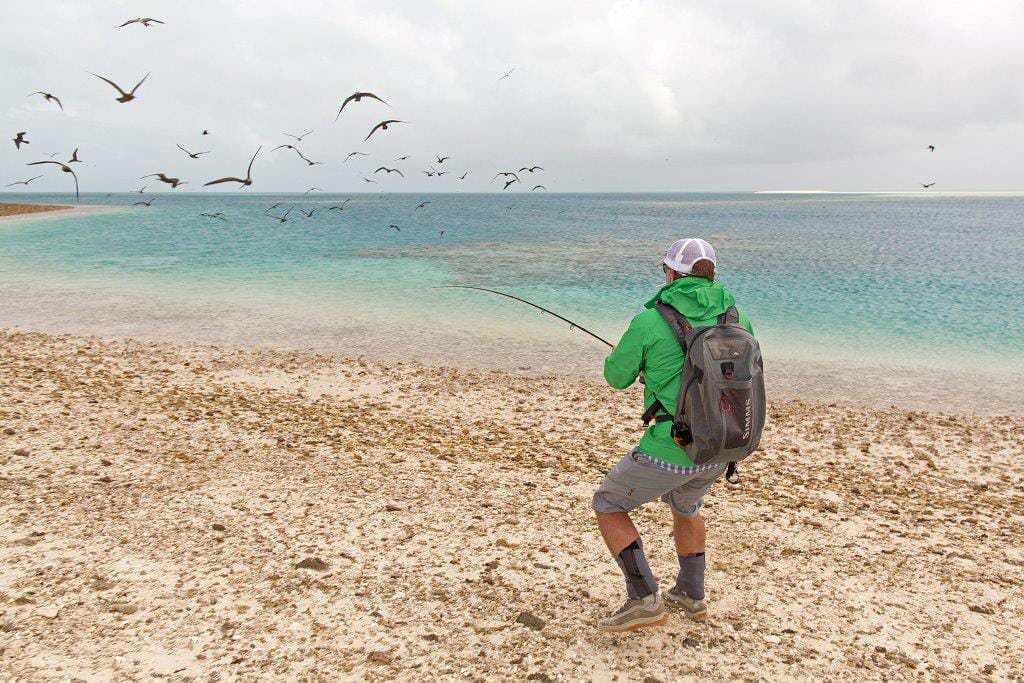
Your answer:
(204, 146), (261, 188)
(344, 152), (367, 163)
(328, 199), (352, 211)
(117, 17), (165, 28)
(415, 202), (431, 209)
(297, 151), (323, 166)
(458, 172), (468, 180)
(28, 92), (63, 110)
(421, 170), (435, 177)
(388, 224), (400, 232)
(503, 178), (519, 190)
(26, 161), (79, 202)
(336, 92), (389, 120)
(13, 132), (28, 149)
(363, 177), (377, 184)
(927, 145), (935, 152)
(89, 71), (150, 103)
(300, 209), (316, 218)
(921, 182), (936, 188)
(133, 198), (155, 206)
(141, 172), (187, 188)
(498, 67), (515, 81)
(532, 185), (547, 191)
(267, 208), (292, 223)
(375, 167), (405, 177)
(263, 202), (283, 214)
(177, 144), (210, 159)
(135, 186), (148, 193)
(492, 171), (520, 183)
(200, 212), (227, 221)
(283, 130), (313, 142)
(364, 120), (406, 142)
(303, 187), (323, 195)
(68, 148), (82, 164)
(519, 166), (544, 173)
(435, 169), (450, 177)
(4, 175), (43, 187)
(395, 155), (411, 161)
(436, 155), (450, 164)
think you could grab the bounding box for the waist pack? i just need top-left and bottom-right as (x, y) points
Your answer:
(642, 303), (766, 482)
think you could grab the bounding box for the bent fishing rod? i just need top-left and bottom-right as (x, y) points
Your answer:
(441, 285), (614, 348)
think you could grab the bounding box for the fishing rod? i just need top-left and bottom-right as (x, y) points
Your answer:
(441, 285), (614, 348)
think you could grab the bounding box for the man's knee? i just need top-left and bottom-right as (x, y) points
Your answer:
(592, 490), (632, 515)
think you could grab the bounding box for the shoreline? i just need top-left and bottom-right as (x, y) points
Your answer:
(0, 203), (121, 224)
(1, 328), (1021, 679)
(0, 202), (73, 219)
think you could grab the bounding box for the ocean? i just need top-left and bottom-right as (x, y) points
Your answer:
(2, 191), (1022, 413)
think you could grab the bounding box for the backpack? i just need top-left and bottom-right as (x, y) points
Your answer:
(643, 303), (766, 483)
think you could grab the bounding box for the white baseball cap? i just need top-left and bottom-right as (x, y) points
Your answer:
(662, 237), (716, 274)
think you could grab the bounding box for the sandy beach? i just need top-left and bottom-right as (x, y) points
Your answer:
(0, 204), (73, 220)
(1, 328), (1021, 680)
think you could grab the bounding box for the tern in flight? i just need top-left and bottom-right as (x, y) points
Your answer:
(303, 187), (323, 195)
(200, 212), (227, 221)
(498, 67), (514, 80)
(927, 145), (935, 152)
(117, 17), (164, 27)
(300, 209), (316, 218)
(68, 148), (82, 164)
(388, 224), (400, 232)
(28, 91), (63, 110)
(26, 160), (79, 202)
(141, 172), (187, 188)
(503, 178), (519, 190)
(335, 91), (389, 120)
(435, 155), (450, 164)
(458, 171), (468, 180)
(202, 130), (210, 135)
(283, 130), (314, 142)
(89, 72), (150, 103)
(415, 202), (431, 209)
(263, 202), (284, 214)
(519, 166), (544, 173)
(921, 182), (936, 188)
(204, 146), (261, 188)
(177, 144), (210, 159)
(375, 167), (405, 177)
(267, 208), (292, 224)
(13, 132), (28, 149)
(363, 177), (377, 184)
(492, 171), (520, 183)
(4, 175), (43, 187)
(532, 185), (547, 191)
(395, 155), (411, 161)
(344, 151), (367, 163)
(133, 198), (155, 206)
(328, 199), (352, 211)
(364, 120), (406, 142)
(439, 231), (446, 237)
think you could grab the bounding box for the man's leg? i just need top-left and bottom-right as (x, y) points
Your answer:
(595, 511), (656, 600)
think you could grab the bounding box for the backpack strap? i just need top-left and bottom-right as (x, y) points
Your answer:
(717, 305), (739, 325)
(655, 302), (692, 352)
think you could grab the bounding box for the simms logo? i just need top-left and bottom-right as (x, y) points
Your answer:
(742, 397), (752, 440)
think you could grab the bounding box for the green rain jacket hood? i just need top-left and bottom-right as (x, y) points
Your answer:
(604, 277), (754, 466)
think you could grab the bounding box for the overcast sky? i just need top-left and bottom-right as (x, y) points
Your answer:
(3, 0), (1024, 193)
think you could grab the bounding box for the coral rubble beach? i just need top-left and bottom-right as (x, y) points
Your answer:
(1, 329), (1022, 679)
(0, 203), (72, 219)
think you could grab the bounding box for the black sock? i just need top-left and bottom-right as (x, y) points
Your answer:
(614, 539), (657, 599)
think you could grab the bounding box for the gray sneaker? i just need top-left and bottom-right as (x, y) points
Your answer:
(598, 592), (668, 632)
(665, 587), (707, 621)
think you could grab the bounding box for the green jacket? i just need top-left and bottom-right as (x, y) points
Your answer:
(604, 277), (754, 466)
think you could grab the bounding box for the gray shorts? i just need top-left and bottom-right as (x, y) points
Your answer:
(592, 449), (725, 517)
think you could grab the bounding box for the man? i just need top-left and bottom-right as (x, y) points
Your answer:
(592, 237), (755, 632)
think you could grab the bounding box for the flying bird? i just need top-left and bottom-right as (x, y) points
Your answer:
(364, 120), (406, 142)
(388, 224), (400, 232)
(117, 17), (165, 28)
(204, 146), (261, 188)
(263, 202), (284, 214)
(300, 209), (316, 218)
(89, 71), (150, 103)
(492, 171), (520, 183)
(415, 202), (431, 209)
(177, 144), (210, 159)
(503, 178), (519, 190)
(28, 92), (63, 111)
(532, 185), (547, 191)
(283, 130), (314, 141)
(363, 177), (377, 184)
(927, 145), (935, 152)
(519, 166), (544, 173)
(395, 155), (411, 161)
(68, 148), (82, 164)
(267, 208), (292, 223)
(328, 199), (352, 211)
(335, 91), (389, 120)
(344, 151), (368, 163)
(421, 170), (435, 177)
(303, 187), (323, 195)
(133, 198), (155, 206)
(26, 161), (79, 202)
(435, 169), (450, 177)
(436, 155), (450, 164)
(458, 172), (468, 180)
(506, 205), (515, 210)
(200, 212), (227, 221)
(375, 167), (405, 177)
(921, 182), (936, 188)
(135, 185), (148, 193)
(439, 231), (446, 237)
(202, 130), (210, 135)
(13, 132), (28, 149)
(141, 172), (187, 188)
(4, 175), (43, 187)
(498, 67), (515, 81)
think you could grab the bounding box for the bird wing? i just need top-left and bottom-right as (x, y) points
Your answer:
(532, 166), (544, 171)
(203, 177), (245, 186)
(246, 146), (262, 179)
(533, 185), (546, 190)
(89, 73), (128, 96)
(336, 93), (360, 120)
(26, 161), (63, 167)
(117, 19), (139, 27)
(130, 72), (151, 95)
(364, 122), (386, 141)
(53, 95), (64, 110)
(374, 167), (387, 173)
(177, 144), (192, 155)
(363, 93), (389, 106)
(69, 168), (79, 202)
(394, 169), (405, 177)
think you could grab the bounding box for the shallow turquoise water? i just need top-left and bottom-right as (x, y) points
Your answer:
(2, 192), (1023, 380)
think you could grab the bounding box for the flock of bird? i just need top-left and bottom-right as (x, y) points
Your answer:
(5, 15), (550, 237)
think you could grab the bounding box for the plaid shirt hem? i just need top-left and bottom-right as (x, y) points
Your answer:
(634, 451), (722, 475)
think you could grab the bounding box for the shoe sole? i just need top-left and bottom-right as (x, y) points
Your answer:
(599, 611), (669, 633)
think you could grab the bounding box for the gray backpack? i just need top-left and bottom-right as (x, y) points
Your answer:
(647, 303), (766, 482)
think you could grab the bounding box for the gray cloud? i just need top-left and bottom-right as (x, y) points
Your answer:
(2, 0), (1023, 193)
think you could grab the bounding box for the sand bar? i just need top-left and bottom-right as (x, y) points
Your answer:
(1, 329), (1022, 679)
(0, 203), (73, 219)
